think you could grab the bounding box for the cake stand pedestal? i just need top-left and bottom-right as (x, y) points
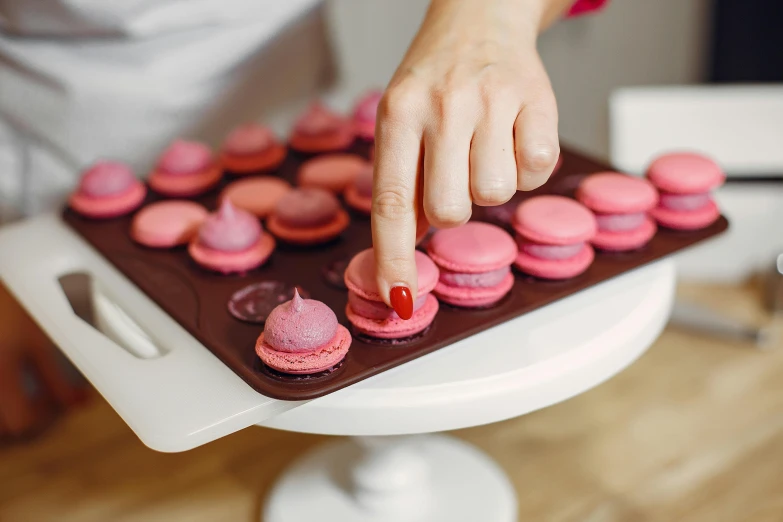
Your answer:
(0, 215), (676, 521)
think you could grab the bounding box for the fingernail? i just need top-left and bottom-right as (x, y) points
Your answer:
(389, 285), (414, 320)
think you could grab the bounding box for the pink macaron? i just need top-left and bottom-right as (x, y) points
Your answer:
(69, 161), (146, 219)
(255, 290), (351, 374)
(289, 102), (354, 154)
(646, 152), (725, 230)
(344, 248), (440, 340)
(298, 154), (370, 194)
(352, 90), (382, 140)
(427, 222), (517, 308)
(220, 176), (292, 218)
(131, 200), (208, 248)
(149, 140), (223, 197)
(266, 188), (350, 245)
(220, 123), (287, 175)
(513, 195), (597, 280)
(576, 172), (658, 251)
(344, 162), (373, 214)
(188, 199), (275, 274)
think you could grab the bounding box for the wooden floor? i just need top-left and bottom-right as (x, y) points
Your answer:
(2, 281), (782, 522)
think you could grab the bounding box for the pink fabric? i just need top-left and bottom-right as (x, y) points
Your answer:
(567, 0), (608, 17)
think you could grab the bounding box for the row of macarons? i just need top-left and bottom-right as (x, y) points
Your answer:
(68, 89), (382, 219)
(257, 149), (727, 376)
(256, 223), (516, 375)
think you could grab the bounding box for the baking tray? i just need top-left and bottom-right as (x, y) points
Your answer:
(62, 143), (728, 400)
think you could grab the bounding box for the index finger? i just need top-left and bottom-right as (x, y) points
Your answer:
(371, 94), (424, 315)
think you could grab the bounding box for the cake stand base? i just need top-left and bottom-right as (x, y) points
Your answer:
(263, 434), (517, 522)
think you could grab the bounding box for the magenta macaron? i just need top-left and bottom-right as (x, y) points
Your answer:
(255, 290), (351, 374)
(427, 222), (517, 308)
(344, 249), (440, 340)
(69, 161), (146, 219)
(576, 172), (659, 251)
(646, 152), (725, 230)
(513, 195), (597, 280)
(188, 199), (275, 274)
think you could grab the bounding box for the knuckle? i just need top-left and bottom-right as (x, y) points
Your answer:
(379, 83), (423, 123)
(519, 143), (560, 173)
(473, 179), (515, 205)
(373, 186), (411, 220)
(426, 201), (472, 227)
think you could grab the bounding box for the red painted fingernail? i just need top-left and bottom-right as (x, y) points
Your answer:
(390, 286), (414, 320)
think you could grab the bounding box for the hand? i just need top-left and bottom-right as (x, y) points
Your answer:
(0, 283), (87, 441)
(372, 0), (570, 317)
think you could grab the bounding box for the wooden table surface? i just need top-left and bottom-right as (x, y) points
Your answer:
(2, 281), (782, 522)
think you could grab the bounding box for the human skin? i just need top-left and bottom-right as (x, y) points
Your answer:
(371, 0), (576, 317)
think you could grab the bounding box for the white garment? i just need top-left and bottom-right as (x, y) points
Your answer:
(0, 0), (325, 220)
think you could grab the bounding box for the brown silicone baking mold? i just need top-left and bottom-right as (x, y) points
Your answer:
(63, 143), (728, 400)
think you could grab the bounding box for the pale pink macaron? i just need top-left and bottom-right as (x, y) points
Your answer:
(220, 176), (292, 218)
(345, 248), (440, 302)
(149, 140), (223, 197)
(344, 248), (440, 339)
(298, 154), (370, 194)
(256, 290), (351, 374)
(131, 200), (208, 248)
(220, 123), (287, 174)
(427, 222), (517, 308)
(188, 199), (275, 274)
(289, 102), (354, 154)
(646, 152), (725, 230)
(352, 90), (382, 140)
(344, 163), (373, 214)
(69, 161), (146, 219)
(513, 195), (597, 280)
(576, 172), (658, 251)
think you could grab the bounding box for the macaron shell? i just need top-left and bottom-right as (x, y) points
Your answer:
(344, 249), (440, 301)
(221, 177), (292, 218)
(646, 152), (725, 194)
(591, 216), (657, 251)
(344, 184), (372, 214)
(148, 166), (222, 197)
(289, 127), (354, 154)
(298, 154), (369, 194)
(131, 200), (208, 248)
(427, 222), (517, 273)
(220, 144), (287, 174)
(266, 209), (350, 245)
(650, 199), (721, 230)
(346, 294), (438, 339)
(354, 120), (376, 140)
(69, 182), (146, 219)
(434, 272), (514, 308)
(514, 243), (595, 280)
(576, 172), (659, 214)
(188, 234), (275, 274)
(513, 195), (597, 245)
(256, 325), (350, 374)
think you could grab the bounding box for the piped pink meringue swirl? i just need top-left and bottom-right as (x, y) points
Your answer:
(198, 199), (261, 252)
(79, 161), (136, 197)
(264, 290), (339, 352)
(294, 103), (342, 136)
(158, 140), (213, 175)
(224, 124), (275, 155)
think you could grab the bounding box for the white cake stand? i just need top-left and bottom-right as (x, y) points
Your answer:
(0, 215), (676, 522)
